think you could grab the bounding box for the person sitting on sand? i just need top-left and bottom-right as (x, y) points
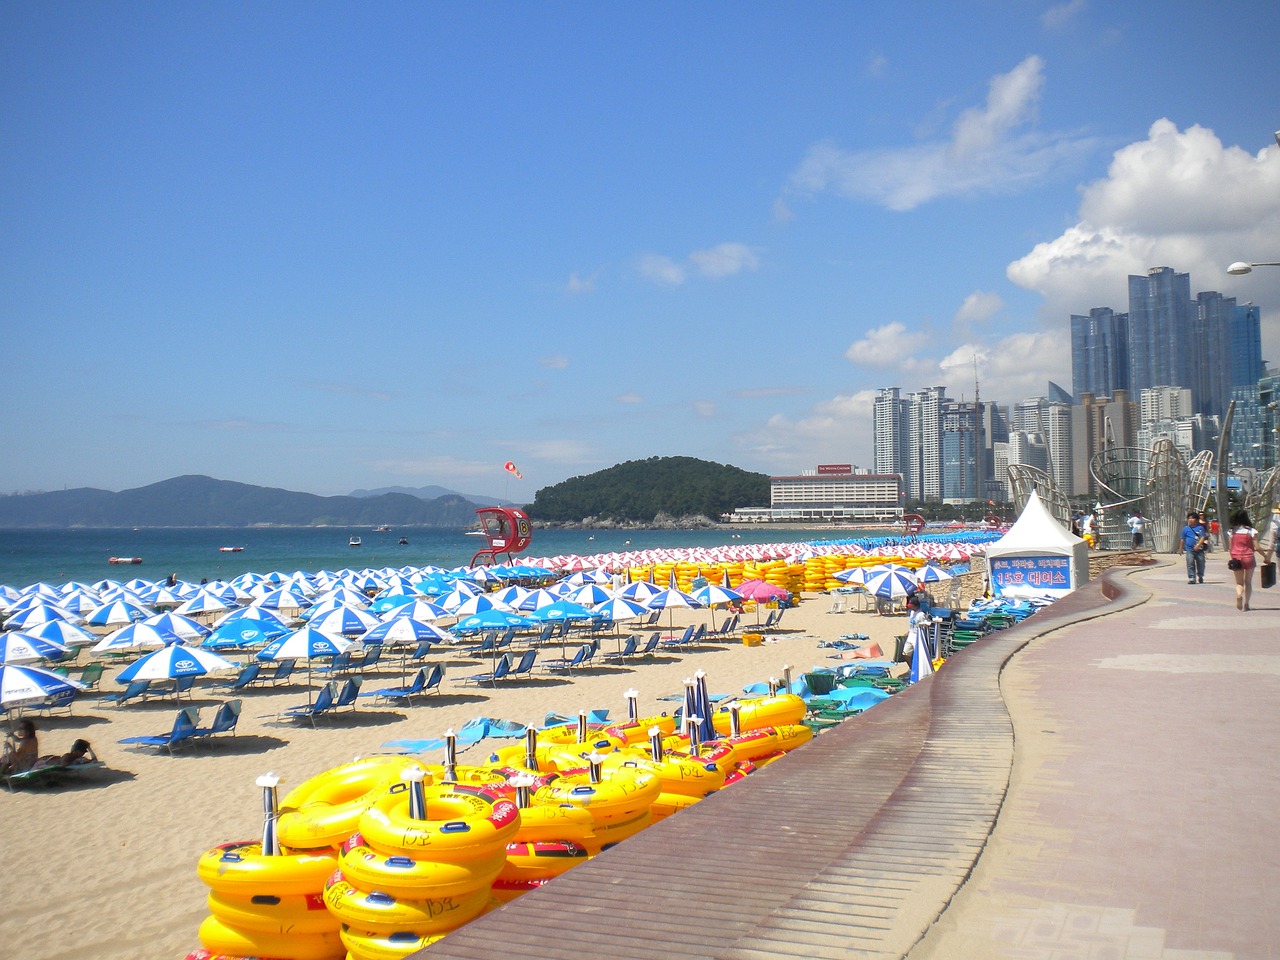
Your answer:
(33, 738), (98, 770)
(1, 719), (39, 774)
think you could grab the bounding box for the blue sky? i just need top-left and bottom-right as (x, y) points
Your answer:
(4, 2), (1279, 499)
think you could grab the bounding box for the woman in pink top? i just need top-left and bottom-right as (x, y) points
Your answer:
(1227, 509), (1264, 611)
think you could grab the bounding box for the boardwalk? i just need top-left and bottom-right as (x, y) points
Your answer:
(419, 559), (1280, 959)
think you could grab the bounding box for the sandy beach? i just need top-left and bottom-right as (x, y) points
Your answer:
(0, 590), (945, 960)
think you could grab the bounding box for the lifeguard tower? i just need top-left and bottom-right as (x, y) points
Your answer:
(470, 506), (533, 566)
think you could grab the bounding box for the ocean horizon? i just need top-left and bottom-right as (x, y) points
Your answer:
(0, 524), (895, 587)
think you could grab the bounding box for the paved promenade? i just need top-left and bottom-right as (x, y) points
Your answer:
(912, 558), (1280, 960)
(421, 558), (1279, 960)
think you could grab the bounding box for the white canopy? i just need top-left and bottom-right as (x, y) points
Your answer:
(985, 491), (1090, 597)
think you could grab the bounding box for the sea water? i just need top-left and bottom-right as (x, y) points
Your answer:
(0, 526), (863, 587)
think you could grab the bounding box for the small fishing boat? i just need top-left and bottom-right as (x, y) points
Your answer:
(109, 557), (143, 565)
(218, 546), (244, 553)
(348, 536), (362, 547)
(374, 525), (391, 532)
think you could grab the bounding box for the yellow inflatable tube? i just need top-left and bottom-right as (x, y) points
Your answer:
(339, 924), (446, 960)
(601, 751), (725, 797)
(710, 693), (807, 734)
(338, 842), (507, 901)
(357, 782), (520, 863)
(603, 715), (678, 745)
(507, 803), (597, 845)
(531, 768), (660, 826)
(206, 890), (336, 935)
(197, 841), (337, 898)
(198, 914), (344, 960)
(323, 875), (490, 935)
(278, 756), (417, 851)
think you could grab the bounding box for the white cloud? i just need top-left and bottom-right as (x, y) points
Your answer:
(538, 355), (569, 370)
(1007, 120), (1280, 360)
(565, 271), (597, 295)
(735, 390), (879, 474)
(639, 243), (759, 285)
(616, 392), (643, 405)
(1042, 0), (1086, 30)
(866, 53), (888, 78)
(692, 399), (716, 418)
(845, 321), (930, 368)
(954, 290), (1005, 325)
(637, 254), (686, 286)
(689, 242), (759, 279)
(787, 56), (1097, 211)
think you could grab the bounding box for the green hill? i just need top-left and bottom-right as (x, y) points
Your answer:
(0, 475), (480, 528)
(527, 456), (769, 523)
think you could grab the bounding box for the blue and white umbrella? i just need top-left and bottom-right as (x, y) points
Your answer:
(832, 566), (871, 585)
(0, 663), (86, 709)
(307, 605), (381, 638)
(447, 593), (513, 618)
(590, 597), (649, 624)
(530, 600), (598, 624)
(142, 612), (211, 641)
(174, 591), (235, 617)
(4, 601), (82, 630)
(256, 627), (352, 662)
(85, 599), (153, 628)
(382, 599), (449, 623)
(451, 610), (535, 634)
(0, 631), (70, 665)
(863, 569), (918, 600)
(19, 619), (100, 648)
(91, 622), (184, 654)
(917, 563), (954, 584)
(212, 606), (292, 635)
(909, 621), (935, 684)
(362, 617), (453, 646)
(116, 644), (237, 683)
(566, 584), (613, 607)
(203, 620), (283, 649)
(617, 580), (663, 603)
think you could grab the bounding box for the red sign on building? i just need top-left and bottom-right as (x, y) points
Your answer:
(816, 464), (853, 475)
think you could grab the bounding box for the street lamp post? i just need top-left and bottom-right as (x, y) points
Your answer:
(1227, 261), (1280, 275)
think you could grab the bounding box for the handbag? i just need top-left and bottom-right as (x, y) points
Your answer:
(1227, 558), (1243, 571)
(1263, 562), (1277, 589)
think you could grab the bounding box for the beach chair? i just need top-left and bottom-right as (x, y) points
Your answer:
(77, 663), (106, 690)
(317, 652), (354, 677)
(828, 597), (846, 614)
(264, 659), (297, 685)
(215, 662), (261, 691)
(535, 623), (556, 645)
(99, 679), (152, 707)
(194, 699), (242, 739)
(5, 758), (107, 791)
(502, 649), (538, 680)
(602, 634), (639, 663)
(540, 644), (590, 673)
(642, 609), (662, 626)
(462, 654), (512, 687)
(118, 706), (201, 754)
(660, 625), (695, 650)
(406, 639), (435, 662)
(356, 645), (383, 674)
(170, 675), (197, 700)
(363, 668), (429, 705)
(278, 683), (337, 727)
(420, 663), (444, 696)
(333, 677), (362, 710)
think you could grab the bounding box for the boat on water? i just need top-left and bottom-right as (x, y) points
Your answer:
(398, 537), (409, 545)
(108, 557), (143, 565)
(218, 546), (244, 553)
(373, 525), (391, 532)
(348, 536), (362, 547)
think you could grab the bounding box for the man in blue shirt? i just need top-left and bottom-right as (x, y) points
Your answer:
(1178, 511), (1207, 584)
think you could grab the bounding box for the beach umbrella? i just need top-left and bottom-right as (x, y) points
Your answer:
(255, 588), (313, 611)
(362, 617), (452, 647)
(451, 610), (535, 635)
(516, 588), (566, 612)
(691, 583), (742, 630)
(832, 566), (871, 585)
(52, 590), (102, 615)
(116, 644), (237, 683)
(4, 601), (82, 631)
(382, 599), (449, 623)
(0, 631), (70, 665)
(863, 568), (918, 600)
(566, 584), (612, 607)
(590, 596), (649, 625)
(174, 591), (234, 617)
(203, 618), (287, 649)
(308, 605), (381, 638)
(20, 619), (100, 648)
(616, 580), (662, 603)
(530, 600), (597, 624)
(142, 612), (211, 641)
(909, 623), (935, 684)
(917, 564), (954, 584)
(448, 593), (514, 618)
(731, 579), (788, 602)
(644, 586), (702, 632)
(85, 598), (153, 628)
(0, 663), (86, 710)
(91, 622), (184, 653)
(256, 627), (353, 704)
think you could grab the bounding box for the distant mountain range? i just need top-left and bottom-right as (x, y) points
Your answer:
(349, 484), (511, 507)
(0, 475), (483, 528)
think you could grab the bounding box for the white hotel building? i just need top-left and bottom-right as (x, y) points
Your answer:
(729, 465), (904, 523)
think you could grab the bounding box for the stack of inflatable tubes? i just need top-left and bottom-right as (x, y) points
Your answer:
(710, 692), (807, 735)
(328, 781), (519, 960)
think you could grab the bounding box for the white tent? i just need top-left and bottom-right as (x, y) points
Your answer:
(984, 491), (1090, 598)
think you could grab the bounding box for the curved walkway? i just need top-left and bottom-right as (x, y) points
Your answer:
(418, 560), (1279, 959)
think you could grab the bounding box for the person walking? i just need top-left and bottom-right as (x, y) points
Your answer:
(1178, 511), (1208, 584)
(1226, 509), (1264, 611)
(1127, 511), (1147, 550)
(1263, 505), (1280, 566)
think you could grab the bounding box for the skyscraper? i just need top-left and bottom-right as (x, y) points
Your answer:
(872, 387), (912, 485)
(941, 401), (979, 502)
(908, 386), (947, 501)
(1071, 308), (1129, 400)
(1127, 266), (1193, 394)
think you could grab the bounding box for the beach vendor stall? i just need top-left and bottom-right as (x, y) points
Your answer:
(984, 491), (1090, 599)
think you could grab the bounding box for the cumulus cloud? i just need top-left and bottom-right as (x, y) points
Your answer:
(954, 290), (1004, 325)
(844, 321), (930, 368)
(637, 254), (686, 286)
(638, 243), (759, 285)
(1007, 120), (1280, 360)
(787, 56), (1097, 211)
(1042, 0), (1086, 30)
(735, 390), (880, 474)
(689, 242), (759, 279)
(565, 271), (597, 295)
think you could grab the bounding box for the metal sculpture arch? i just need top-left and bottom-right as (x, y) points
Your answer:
(1007, 464), (1074, 528)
